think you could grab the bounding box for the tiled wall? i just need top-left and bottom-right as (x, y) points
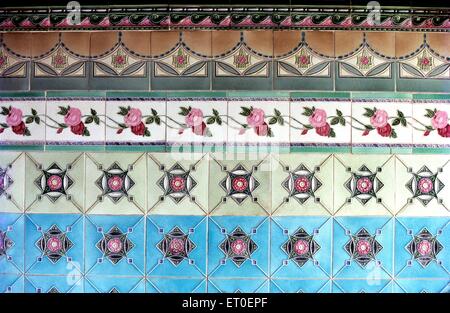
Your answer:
(0, 31), (448, 92)
(0, 152), (449, 293)
(0, 93), (448, 153)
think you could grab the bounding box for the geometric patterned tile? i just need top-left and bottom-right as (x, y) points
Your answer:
(0, 152), (25, 213)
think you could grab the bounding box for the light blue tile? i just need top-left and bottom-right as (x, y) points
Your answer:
(0, 274), (24, 293)
(270, 279), (331, 293)
(147, 278), (207, 293)
(25, 275), (84, 293)
(332, 279), (394, 293)
(0, 213), (24, 275)
(85, 276), (145, 293)
(208, 278), (269, 293)
(393, 279), (449, 293)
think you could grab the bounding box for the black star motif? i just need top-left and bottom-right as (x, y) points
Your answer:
(0, 166), (13, 198)
(36, 225), (73, 264)
(282, 228), (320, 267)
(345, 165), (383, 205)
(282, 164), (322, 204)
(220, 164), (260, 205)
(96, 162), (135, 203)
(96, 226), (134, 264)
(157, 163), (197, 203)
(0, 230), (13, 258)
(34, 163), (74, 202)
(219, 227), (258, 267)
(405, 166), (444, 206)
(157, 226), (196, 266)
(406, 228), (443, 268)
(344, 228), (383, 268)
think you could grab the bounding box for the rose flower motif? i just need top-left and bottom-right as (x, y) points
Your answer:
(315, 123), (331, 137)
(64, 108), (82, 127)
(254, 122), (269, 136)
(12, 121), (26, 135)
(376, 123), (392, 137)
(6, 107), (23, 127)
(431, 110), (448, 130)
(192, 122), (208, 136)
(309, 108), (327, 128)
(370, 109), (389, 128)
(131, 122), (146, 136)
(438, 124), (450, 138)
(185, 108), (204, 127)
(124, 108), (143, 127)
(70, 121), (85, 135)
(246, 108), (265, 128)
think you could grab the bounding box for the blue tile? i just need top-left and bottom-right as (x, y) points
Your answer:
(85, 276), (145, 293)
(0, 213), (24, 275)
(147, 215), (207, 278)
(332, 279), (394, 293)
(85, 215), (145, 276)
(208, 216), (269, 278)
(271, 217), (332, 279)
(394, 217), (449, 279)
(270, 279), (331, 293)
(24, 214), (83, 275)
(25, 275), (84, 293)
(333, 217), (394, 279)
(208, 278), (269, 293)
(393, 279), (449, 293)
(147, 278), (207, 293)
(0, 274), (24, 293)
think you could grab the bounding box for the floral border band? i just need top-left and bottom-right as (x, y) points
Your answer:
(0, 95), (449, 152)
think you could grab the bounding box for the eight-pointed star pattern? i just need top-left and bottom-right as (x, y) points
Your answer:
(0, 230), (14, 258)
(96, 226), (134, 264)
(220, 164), (260, 205)
(405, 166), (445, 206)
(219, 227), (258, 267)
(282, 228), (320, 267)
(406, 228), (443, 268)
(157, 163), (197, 203)
(344, 228), (383, 268)
(0, 166), (13, 198)
(96, 162), (135, 203)
(36, 225), (73, 264)
(345, 165), (384, 205)
(282, 164), (322, 204)
(157, 226), (196, 266)
(34, 163), (74, 203)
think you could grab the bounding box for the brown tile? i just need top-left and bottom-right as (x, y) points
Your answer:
(90, 32), (119, 57)
(335, 31), (363, 57)
(307, 31), (334, 57)
(274, 30), (301, 57)
(395, 32), (424, 58)
(366, 32), (395, 58)
(427, 33), (450, 57)
(2, 33), (32, 57)
(183, 31), (212, 57)
(61, 32), (90, 57)
(122, 31), (151, 57)
(243, 30), (273, 57)
(150, 31), (179, 57)
(212, 30), (241, 57)
(31, 32), (59, 58)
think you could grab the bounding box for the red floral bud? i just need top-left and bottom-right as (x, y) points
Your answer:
(423, 130), (430, 136)
(117, 128), (124, 134)
(0, 128), (4, 134)
(178, 128), (185, 135)
(362, 129), (370, 136)
(57, 128), (63, 134)
(301, 129), (308, 135)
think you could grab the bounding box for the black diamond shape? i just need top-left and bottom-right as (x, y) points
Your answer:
(156, 226), (196, 266)
(219, 227), (258, 267)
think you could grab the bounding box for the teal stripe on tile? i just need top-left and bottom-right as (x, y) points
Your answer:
(0, 145), (44, 151)
(291, 92), (350, 99)
(290, 146), (351, 153)
(227, 91), (290, 98)
(390, 147), (413, 154)
(45, 145), (106, 152)
(46, 91), (107, 98)
(351, 92), (413, 100)
(167, 92), (227, 98)
(351, 146), (391, 154)
(0, 92), (45, 98)
(105, 145), (166, 152)
(412, 147), (450, 154)
(107, 91), (167, 99)
(412, 94), (450, 101)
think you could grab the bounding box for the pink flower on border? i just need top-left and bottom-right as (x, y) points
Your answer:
(309, 108), (327, 128)
(246, 108), (265, 127)
(370, 109), (389, 128)
(6, 107), (23, 127)
(124, 108), (143, 127)
(185, 108), (204, 127)
(64, 107), (82, 127)
(431, 110), (448, 129)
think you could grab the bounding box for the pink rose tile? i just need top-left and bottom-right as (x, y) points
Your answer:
(412, 101), (450, 147)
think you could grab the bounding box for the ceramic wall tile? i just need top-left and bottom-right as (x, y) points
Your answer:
(0, 152), (25, 213)
(105, 99), (166, 147)
(412, 100), (450, 147)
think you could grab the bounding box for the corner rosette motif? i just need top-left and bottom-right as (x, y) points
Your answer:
(238, 106), (285, 137)
(0, 106), (40, 136)
(55, 106), (99, 136)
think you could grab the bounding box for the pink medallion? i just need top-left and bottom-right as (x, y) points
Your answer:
(232, 177), (248, 192)
(294, 239), (309, 255)
(417, 240), (432, 256)
(418, 177), (433, 194)
(108, 175), (123, 192)
(356, 177), (373, 193)
(107, 238), (123, 253)
(46, 236), (62, 252)
(47, 175), (63, 191)
(231, 239), (247, 255)
(170, 176), (186, 192)
(294, 176), (311, 193)
(356, 240), (371, 255)
(169, 238), (185, 255)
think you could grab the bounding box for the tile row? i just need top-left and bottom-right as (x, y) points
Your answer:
(1, 214), (449, 283)
(1, 31), (448, 92)
(0, 152), (449, 216)
(0, 95), (449, 151)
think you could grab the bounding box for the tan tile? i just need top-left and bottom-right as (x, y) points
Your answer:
(395, 32), (424, 58)
(2, 33), (32, 57)
(274, 30), (301, 57)
(366, 32), (395, 58)
(428, 33), (450, 57)
(212, 30), (241, 56)
(307, 31), (334, 57)
(335, 31), (363, 57)
(31, 32), (59, 58)
(122, 31), (151, 57)
(243, 30), (273, 57)
(90, 32), (119, 57)
(61, 32), (90, 57)
(183, 31), (212, 57)
(151, 31), (179, 57)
